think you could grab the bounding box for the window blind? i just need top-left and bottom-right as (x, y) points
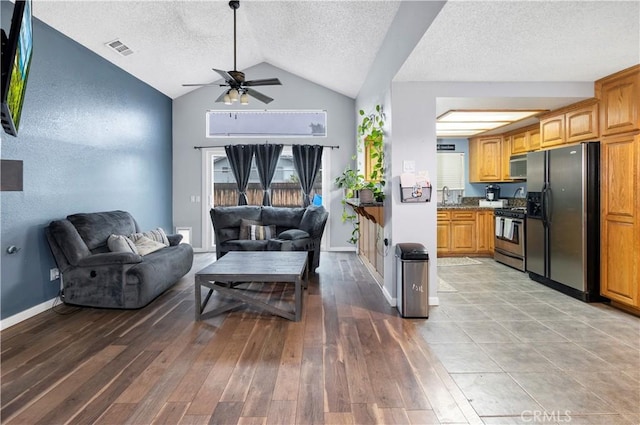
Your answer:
(437, 152), (465, 190)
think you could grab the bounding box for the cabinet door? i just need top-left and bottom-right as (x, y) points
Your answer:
(511, 132), (528, 154)
(437, 222), (451, 255)
(476, 211), (488, 252)
(600, 133), (640, 308)
(566, 104), (599, 143)
(451, 221), (476, 253)
(528, 128), (540, 151)
(468, 138), (480, 182)
(479, 137), (502, 181)
(540, 115), (565, 148)
(598, 67), (640, 136)
(501, 136), (513, 181)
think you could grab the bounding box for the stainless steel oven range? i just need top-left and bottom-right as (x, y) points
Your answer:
(494, 207), (526, 271)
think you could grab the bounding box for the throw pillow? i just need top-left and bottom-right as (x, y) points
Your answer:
(107, 234), (139, 254)
(239, 219), (262, 240)
(133, 235), (166, 256)
(277, 229), (310, 240)
(248, 224), (277, 240)
(129, 227), (169, 246)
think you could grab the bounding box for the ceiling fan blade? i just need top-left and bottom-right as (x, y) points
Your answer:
(244, 78), (282, 87)
(214, 90), (228, 103)
(182, 83), (219, 87)
(213, 68), (235, 83)
(246, 88), (274, 104)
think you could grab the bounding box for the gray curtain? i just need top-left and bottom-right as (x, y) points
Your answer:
(225, 144), (255, 205)
(292, 144), (323, 207)
(255, 144), (283, 206)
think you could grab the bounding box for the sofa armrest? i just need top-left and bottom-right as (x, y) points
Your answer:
(76, 252), (143, 267)
(167, 233), (183, 246)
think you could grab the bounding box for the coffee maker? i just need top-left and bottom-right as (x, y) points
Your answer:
(485, 184), (501, 201)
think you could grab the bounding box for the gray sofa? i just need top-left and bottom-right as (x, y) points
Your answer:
(210, 205), (328, 271)
(45, 210), (194, 309)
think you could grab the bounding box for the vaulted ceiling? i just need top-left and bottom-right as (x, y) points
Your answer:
(32, 1), (640, 102)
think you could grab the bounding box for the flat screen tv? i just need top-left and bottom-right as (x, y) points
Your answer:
(1, 0), (33, 137)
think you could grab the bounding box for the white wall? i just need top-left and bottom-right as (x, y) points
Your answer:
(172, 62), (356, 250)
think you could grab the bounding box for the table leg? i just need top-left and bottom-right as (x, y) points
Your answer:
(295, 277), (302, 321)
(195, 278), (202, 320)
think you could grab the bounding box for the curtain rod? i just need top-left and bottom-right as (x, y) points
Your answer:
(193, 143), (339, 150)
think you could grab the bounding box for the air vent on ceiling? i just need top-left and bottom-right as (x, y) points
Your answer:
(105, 39), (133, 56)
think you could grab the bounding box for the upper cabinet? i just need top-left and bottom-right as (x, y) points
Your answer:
(539, 99), (599, 148)
(508, 124), (540, 155)
(469, 135), (503, 182)
(596, 65), (640, 137)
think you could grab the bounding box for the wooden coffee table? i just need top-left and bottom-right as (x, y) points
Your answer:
(195, 251), (309, 322)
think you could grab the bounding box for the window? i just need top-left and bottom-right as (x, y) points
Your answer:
(437, 152), (464, 190)
(206, 110), (327, 138)
(210, 147), (322, 207)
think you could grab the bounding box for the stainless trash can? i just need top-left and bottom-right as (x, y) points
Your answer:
(395, 243), (429, 318)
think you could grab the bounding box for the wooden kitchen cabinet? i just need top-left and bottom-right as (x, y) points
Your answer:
(599, 131), (640, 311)
(469, 136), (503, 182)
(596, 65), (640, 137)
(476, 210), (495, 254)
(509, 124), (541, 154)
(501, 136), (513, 181)
(540, 99), (599, 148)
(437, 209), (494, 257)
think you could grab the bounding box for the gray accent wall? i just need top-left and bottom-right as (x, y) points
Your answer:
(0, 3), (173, 321)
(172, 62), (356, 250)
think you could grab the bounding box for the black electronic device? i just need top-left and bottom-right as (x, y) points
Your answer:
(1, 0), (33, 137)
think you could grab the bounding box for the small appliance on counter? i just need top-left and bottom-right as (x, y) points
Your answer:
(485, 184), (500, 201)
(479, 199), (507, 208)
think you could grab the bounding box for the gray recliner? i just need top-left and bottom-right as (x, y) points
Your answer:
(210, 205), (328, 271)
(45, 210), (194, 309)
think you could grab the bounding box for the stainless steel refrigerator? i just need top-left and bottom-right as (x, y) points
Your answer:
(525, 142), (601, 301)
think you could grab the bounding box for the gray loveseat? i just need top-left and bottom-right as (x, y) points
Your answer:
(210, 205), (328, 271)
(45, 210), (194, 309)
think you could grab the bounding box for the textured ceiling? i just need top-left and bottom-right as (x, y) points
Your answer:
(30, 1), (640, 102)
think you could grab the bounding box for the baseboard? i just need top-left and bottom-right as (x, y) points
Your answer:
(429, 296), (440, 306)
(1, 297), (56, 331)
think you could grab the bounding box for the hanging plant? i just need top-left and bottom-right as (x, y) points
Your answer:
(358, 104), (386, 201)
(334, 164), (364, 244)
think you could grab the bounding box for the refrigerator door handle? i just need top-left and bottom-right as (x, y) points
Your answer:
(544, 185), (552, 226)
(540, 183), (548, 226)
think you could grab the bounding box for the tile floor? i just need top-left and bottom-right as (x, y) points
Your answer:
(418, 258), (640, 425)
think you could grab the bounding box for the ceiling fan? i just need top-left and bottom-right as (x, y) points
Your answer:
(182, 0), (281, 105)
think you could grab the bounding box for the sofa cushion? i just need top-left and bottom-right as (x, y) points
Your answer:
(277, 229), (310, 241)
(225, 240), (269, 251)
(134, 236), (167, 256)
(247, 224), (276, 240)
(239, 219), (262, 240)
(68, 210), (137, 250)
(262, 207), (305, 229)
(107, 234), (138, 254)
(129, 227), (169, 246)
(299, 205), (329, 238)
(48, 219), (91, 265)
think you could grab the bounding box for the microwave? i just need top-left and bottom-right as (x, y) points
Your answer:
(509, 154), (527, 179)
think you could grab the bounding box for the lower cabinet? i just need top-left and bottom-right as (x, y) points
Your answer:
(437, 209), (494, 257)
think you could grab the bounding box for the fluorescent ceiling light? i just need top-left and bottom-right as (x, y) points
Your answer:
(438, 110), (545, 122)
(436, 109), (547, 137)
(437, 129), (486, 137)
(436, 121), (509, 131)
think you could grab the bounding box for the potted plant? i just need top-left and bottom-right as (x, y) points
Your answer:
(358, 104), (386, 201)
(334, 165), (365, 244)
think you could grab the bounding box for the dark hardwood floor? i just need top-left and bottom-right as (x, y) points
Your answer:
(0, 252), (480, 425)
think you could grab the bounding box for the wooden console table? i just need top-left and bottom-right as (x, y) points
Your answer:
(345, 199), (384, 283)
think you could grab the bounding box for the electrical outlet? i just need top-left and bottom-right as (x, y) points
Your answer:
(50, 268), (60, 281)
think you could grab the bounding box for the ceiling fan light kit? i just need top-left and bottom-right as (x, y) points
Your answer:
(182, 0), (281, 105)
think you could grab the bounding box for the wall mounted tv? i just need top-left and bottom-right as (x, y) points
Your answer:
(1, 0), (33, 137)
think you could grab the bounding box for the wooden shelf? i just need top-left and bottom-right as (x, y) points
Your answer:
(345, 199), (384, 225)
